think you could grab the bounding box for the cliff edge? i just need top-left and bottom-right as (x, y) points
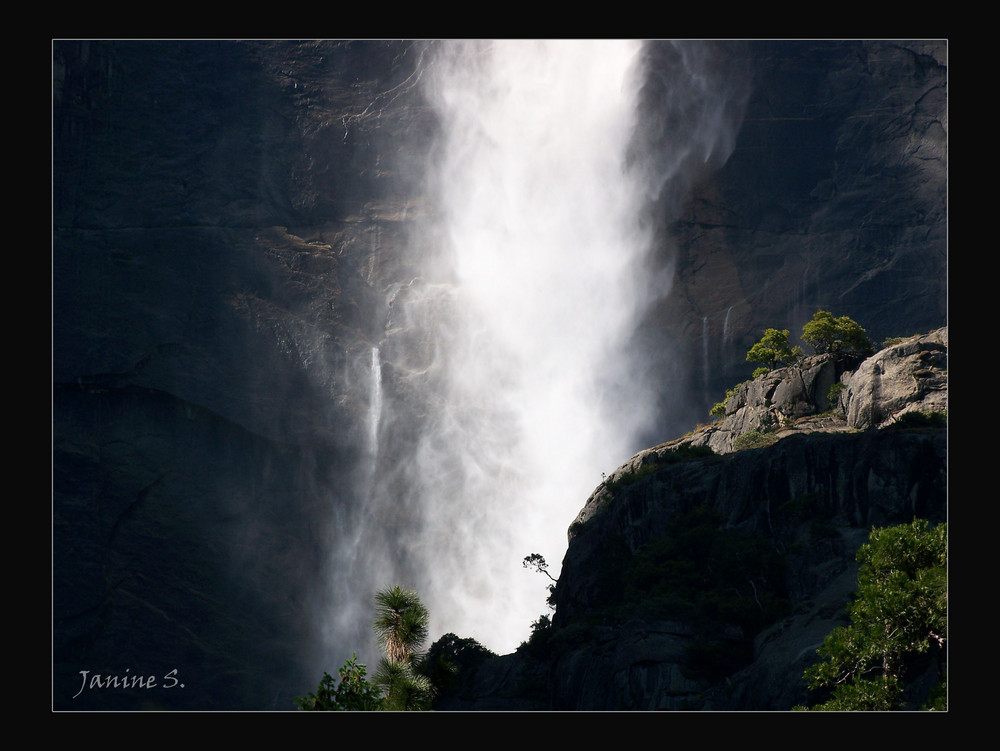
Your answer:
(437, 328), (947, 710)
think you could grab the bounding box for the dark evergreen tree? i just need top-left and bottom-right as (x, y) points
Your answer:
(797, 519), (947, 710)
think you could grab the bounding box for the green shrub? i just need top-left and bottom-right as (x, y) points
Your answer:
(517, 613), (555, 659)
(733, 430), (778, 451)
(710, 384), (745, 418)
(295, 654), (384, 711)
(746, 328), (800, 370)
(801, 310), (873, 358)
(827, 381), (844, 403)
(670, 443), (716, 461)
(885, 410), (947, 430)
(797, 519), (947, 711)
(421, 633), (496, 694)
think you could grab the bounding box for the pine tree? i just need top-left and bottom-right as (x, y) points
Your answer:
(796, 519), (947, 710)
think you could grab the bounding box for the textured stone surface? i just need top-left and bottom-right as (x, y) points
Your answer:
(636, 40), (947, 431)
(52, 39), (430, 710)
(445, 425), (945, 711)
(842, 328), (948, 429)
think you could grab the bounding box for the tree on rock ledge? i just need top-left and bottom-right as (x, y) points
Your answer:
(801, 310), (874, 358)
(746, 327), (800, 371)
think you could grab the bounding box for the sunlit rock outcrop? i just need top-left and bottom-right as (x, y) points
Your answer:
(842, 328), (948, 429)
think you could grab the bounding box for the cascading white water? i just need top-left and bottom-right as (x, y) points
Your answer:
(319, 41), (750, 666)
(368, 345), (382, 463)
(399, 40), (659, 653)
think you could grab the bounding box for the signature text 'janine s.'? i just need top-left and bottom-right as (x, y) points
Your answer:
(73, 669), (184, 699)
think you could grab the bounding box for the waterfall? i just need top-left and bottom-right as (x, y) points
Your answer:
(721, 305), (733, 368)
(702, 315), (710, 392)
(325, 40), (751, 662)
(368, 345), (382, 464)
(396, 40), (657, 652)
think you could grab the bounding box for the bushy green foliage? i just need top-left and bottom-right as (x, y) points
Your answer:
(295, 654), (384, 711)
(710, 387), (737, 418)
(801, 310), (873, 358)
(827, 381), (845, 404)
(885, 410), (947, 430)
(796, 519), (947, 711)
(421, 633), (497, 693)
(711, 381), (752, 419)
(746, 328), (800, 370)
(517, 612), (555, 658)
(671, 443), (716, 461)
(733, 429), (778, 451)
(297, 585), (436, 711)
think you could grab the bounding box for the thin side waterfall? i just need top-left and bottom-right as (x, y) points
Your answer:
(368, 345), (382, 465)
(702, 315), (710, 392)
(721, 304), (733, 367)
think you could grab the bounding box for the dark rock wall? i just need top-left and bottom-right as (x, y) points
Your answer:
(557, 429), (947, 627)
(441, 427), (945, 711)
(637, 40), (947, 434)
(53, 40), (431, 710)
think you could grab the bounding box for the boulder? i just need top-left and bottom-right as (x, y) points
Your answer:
(842, 328), (948, 429)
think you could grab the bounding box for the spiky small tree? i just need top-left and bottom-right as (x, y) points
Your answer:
(373, 585), (429, 662)
(296, 585), (437, 711)
(372, 585), (435, 710)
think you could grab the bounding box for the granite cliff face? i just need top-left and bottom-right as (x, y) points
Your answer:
(52, 40), (946, 710)
(53, 40), (435, 710)
(436, 330), (947, 710)
(636, 40), (947, 432)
